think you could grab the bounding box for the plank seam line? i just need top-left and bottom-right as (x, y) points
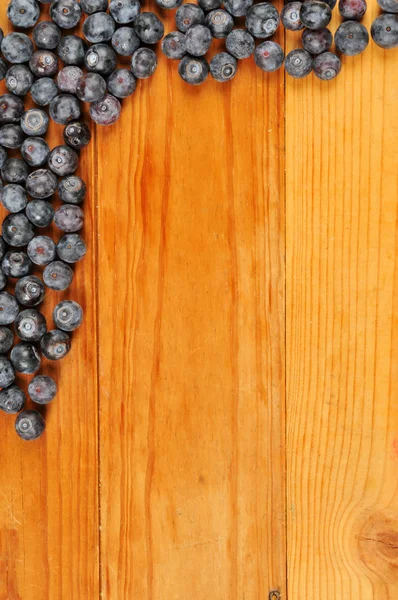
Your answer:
(283, 17), (288, 600)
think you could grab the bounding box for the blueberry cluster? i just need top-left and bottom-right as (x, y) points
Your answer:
(160, 0), (398, 83)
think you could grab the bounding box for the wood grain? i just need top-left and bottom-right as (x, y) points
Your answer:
(286, 4), (398, 599)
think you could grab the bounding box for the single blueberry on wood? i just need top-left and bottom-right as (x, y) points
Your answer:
(210, 52), (237, 82)
(254, 41), (284, 72)
(226, 29), (255, 59)
(15, 410), (45, 440)
(0, 385), (25, 414)
(40, 329), (71, 360)
(53, 300), (83, 331)
(285, 49), (313, 78)
(43, 260), (74, 290)
(56, 233), (87, 263)
(130, 48), (158, 79)
(302, 28), (333, 55)
(28, 375), (57, 405)
(63, 122), (91, 149)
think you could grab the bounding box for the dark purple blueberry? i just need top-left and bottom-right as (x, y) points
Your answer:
(285, 48), (313, 78)
(27, 236), (56, 265)
(205, 9), (234, 38)
(109, 0), (140, 23)
(0, 125), (24, 149)
(0, 356), (15, 387)
(26, 200), (54, 227)
(371, 14), (398, 49)
(198, 0), (222, 11)
(0, 184), (27, 212)
(15, 275), (45, 306)
(111, 27), (140, 56)
(33, 21), (62, 49)
(107, 69), (136, 98)
(56, 233), (86, 263)
(5, 65), (34, 96)
(53, 300), (83, 331)
(0, 94), (24, 124)
(210, 51), (237, 83)
(245, 3), (280, 39)
(26, 169), (58, 198)
(338, 0), (367, 19)
(54, 204), (84, 233)
(130, 48), (158, 79)
(0, 59), (7, 81)
(15, 410), (45, 440)
(1, 33), (33, 64)
(7, 0), (39, 28)
(89, 94), (121, 125)
(58, 175), (86, 203)
(76, 72), (107, 102)
(29, 51), (58, 78)
(28, 375), (57, 404)
(185, 25), (212, 56)
(176, 3), (205, 32)
(63, 121), (91, 149)
(2, 251), (31, 277)
(43, 260), (74, 290)
(335, 21), (369, 55)
(48, 145), (79, 176)
(178, 55), (209, 84)
(85, 43), (118, 75)
(49, 94), (81, 124)
(0, 271), (7, 291)
(0, 237), (7, 261)
(377, 0), (398, 12)
(50, 0), (82, 29)
(21, 108), (49, 136)
(40, 329), (71, 360)
(0, 148), (6, 170)
(84, 12), (116, 43)
(1, 158), (29, 184)
(81, 0), (108, 14)
(21, 137), (50, 167)
(226, 29), (255, 58)
(15, 308), (47, 342)
(133, 13), (165, 44)
(281, 2), (304, 31)
(30, 78), (58, 106)
(57, 35), (87, 66)
(223, 0), (252, 16)
(302, 27), (333, 54)
(254, 40), (284, 71)
(0, 385), (25, 414)
(11, 343), (41, 374)
(162, 32), (187, 60)
(0, 327), (13, 354)
(0, 292), (19, 325)
(300, 1), (331, 30)
(2, 213), (34, 246)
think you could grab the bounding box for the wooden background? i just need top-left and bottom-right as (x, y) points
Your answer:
(0, 0), (397, 598)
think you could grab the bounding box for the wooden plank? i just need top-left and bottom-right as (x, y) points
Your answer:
(0, 6), (99, 599)
(97, 5), (286, 598)
(286, 5), (398, 598)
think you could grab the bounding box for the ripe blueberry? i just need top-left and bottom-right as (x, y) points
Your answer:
(1, 184), (28, 212)
(57, 35), (87, 65)
(254, 41), (284, 71)
(300, 1), (332, 30)
(56, 233), (87, 263)
(27, 235), (56, 265)
(162, 32), (187, 60)
(49, 94), (81, 124)
(43, 260), (74, 291)
(335, 21), (369, 55)
(371, 14), (398, 49)
(21, 108), (49, 136)
(130, 48), (158, 79)
(54, 204), (84, 231)
(0, 385), (25, 414)
(226, 29), (255, 59)
(53, 300), (83, 331)
(30, 78), (58, 106)
(40, 329), (71, 360)
(26, 169), (58, 198)
(15, 410), (45, 440)
(33, 21), (62, 50)
(63, 121), (91, 149)
(176, 3), (205, 32)
(15, 275), (45, 306)
(302, 27), (333, 54)
(178, 55), (209, 84)
(26, 199), (54, 227)
(89, 94), (121, 125)
(245, 3), (280, 39)
(285, 49), (313, 78)
(28, 375), (57, 404)
(210, 52), (237, 82)
(0, 356), (15, 387)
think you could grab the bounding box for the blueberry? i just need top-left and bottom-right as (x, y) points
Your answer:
(198, 0), (222, 11)
(0, 94), (24, 124)
(30, 78), (58, 106)
(58, 175), (86, 203)
(377, 0), (398, 12)
(56, 233), (86, 263)
(33, 21), (62, 50)
(0, 147), (6, 170)
(26, 169), (58, 199)
(178, 55), (209, 84)
(50, 0), (82, 29)
(185, 25), (212, 56)
(57, 35), (87, 65)
(130, 48), (158, 79)
(28, 375), (57, 404)
(2, 251), (31, 278)
(245, 3), (280, 39)
(176, 3), (205, 32)
(48, 145), (78, 177)
(81, 0), (108, 14)
(15, 308), (47, 342)
(285, 48), (313, 78)
(0, 236), (7, 261)
(134, 13), (165, 44)
(0, 125), (25, 149)
(11, 343), (41, 374)
(322, 0), (337, 7)
(2, 213), (34, 246)
(156, 0), (183, 7)
(0, 292), (19, 324)
(76, 72), (107, 102)
(339, 0), (367, 19)
(335, 21), (369, 55)
(0, 327), (13, 354)
(209, 52), (237, 82)
(0, 271), (7, 291)
(281, 2), (304, 31)
(15, 410), (45, 440)
(89, 94), (121, 125)
(254, 40), (284, 71)
(29, 50), (58, 78)
(26, 199), (54, 227)
(7, 0), (40, 29)
(0, 385), (25, 414)
(49, 94), (81, 124)
(300, 1), (332, 30)
(56, 67), (82, 96)
(1, 184), (27, 212)
(15, 275), (45, 306)
(55, 204), (84, 232)
(371, 14), (398, 49)
(1, 158), (29, 184)
(1, 33), (33, 64)
(53, 300), (83, 331)
(83, 12), (116, 43)
(223, 0), (252, 17)
(111, 27), (141, 56)
(107, 69), (136, 98)
(63, 121), (91, 149)
(0, 356), (15, 387)
(43, 260), (74, 291)
(205, 9), (234, 38)
(0, 59), (7, 81)
(162, 32), (187, 60)
(85, 43), (118, 75)
(21, 108), (49, 136)
(27, 236), (56, 265)
(302, 27), (333, 54)
(5, 65), (34, 96)
(40, 330), (71, 360)
(109, 0), (140, 24)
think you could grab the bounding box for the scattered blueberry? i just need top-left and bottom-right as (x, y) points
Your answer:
(176, 3), (205, 32)
(185, 25), (212, 56)
(30, 77), (59, 106)
(33, 21), (62, 50)
(48, 145), (79, 176)
(27, 235), (56, 265)
(76, 72), (107, 102)
(377, 0), (398, 12)
(1, 33), (33, 64)
(339, 0), (367, 19)
(5, 65), (34, 97)
(335, 21), (369, 55)
(0, 355), (16, 387)
(210, 52), (237, 82)
(63, 121), (91, 149)
(371, 13), (398, 49)
(50, 0), (82, 29)
(21, 108), (49, 136)
(134, 13), (165, 44)
(54, 204), (84, 231)
(107, 69), (136, 98)
(109, 0), (140, 23)
(49, 94), (81, 124)
(2, 213), (34, 246)
(58, 175), (86, 203)
(0, 385), (25, 414)
(15, 275), (45, 306)
(300, 1), (332, 30)
(1, 157), (29, 184)
(205, 9), (234, 38)
(29, 50), (59, 78)
(81, 0), (108, 15)
(56, 233), (86, 263)
(130, 48), (158, 79)
(57, 35), (87, 65)
(245, 3), (280, 39)
(57, 67), (84, 94)
(85, 43), (118, 75)
(178, 55), (209, 84)
(0, 184), (28, 213)
(43, 260), (74, 290)
(223, 0), (252, 17)
(0, 94), (24, 124)
(302, 27), (333, 54)
(15, 410), (45, 440)
(28, 375), (57, 404)
(162, 32), (187, 60)
(53, 300), (83, 331)
(7, 0), (40, 28)
(111, 26), (141, 56)
(83, 12), (116, 44)
(40, 329), (71, 360)
(281, 2), (304, 31)
(0, 124), (25, 149)
(0, 327), (14, 354)
(26, 199), (54, 227)
(89, 94), (121, 125)
(285, 49), (313, 78)
(254, 40), (284, 72)
(26, 168), (58, 198)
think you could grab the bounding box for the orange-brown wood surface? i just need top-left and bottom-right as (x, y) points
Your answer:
(0, 0), (397, 598)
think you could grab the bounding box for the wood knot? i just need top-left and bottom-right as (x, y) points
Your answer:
(357, 511), (398, 584)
